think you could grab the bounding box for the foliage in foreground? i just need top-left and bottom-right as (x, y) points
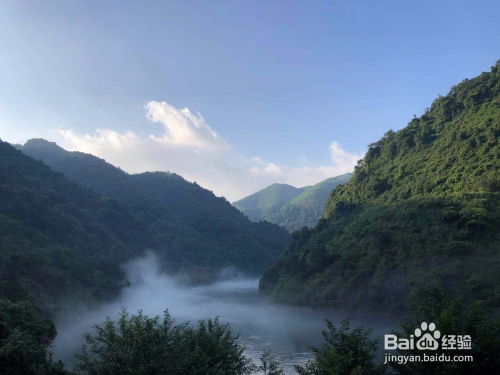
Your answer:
(390, 289), (500, 375)
(0, 299), (67, 375)
(295, 319), (384, 375)
(3, 299), (500, 375)
(293, 293), (500, 374)
(257, 350), (284, 375)
(76, 309), (263, 375)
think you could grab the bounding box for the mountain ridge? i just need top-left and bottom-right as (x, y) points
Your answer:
(18, 139), (290, 277)
(233, 173), (352, 231)
(260, 61), (500, 315)
(0, 140), (146, 312)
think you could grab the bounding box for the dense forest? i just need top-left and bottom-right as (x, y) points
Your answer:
(234, 174), (352, 231)
(0, 141), (147, 313)
(2, 0), (499, 371)
(18, 140), (290, 277)
(0, 139), (289, 312)
(2, 60), (500, 374)
(260, 61), (500, 315)
(0, 140), (290, 374)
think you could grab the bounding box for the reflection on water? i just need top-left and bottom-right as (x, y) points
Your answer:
(189, 278), (321, 373)
(55, 254), (394, 374)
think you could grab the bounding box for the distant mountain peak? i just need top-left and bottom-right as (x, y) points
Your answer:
(25, 138), (61, 147)
(233, 173), (352, 231)
(22, 138), (67, 154)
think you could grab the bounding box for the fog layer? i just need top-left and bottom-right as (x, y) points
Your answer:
(54, 253), (393, 373)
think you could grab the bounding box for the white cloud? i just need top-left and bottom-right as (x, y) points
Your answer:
(146, 101), (228, 151)
(56, 101), (362, 201)
(329, 141), (361, 168)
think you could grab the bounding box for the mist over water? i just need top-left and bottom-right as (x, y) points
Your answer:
(54, 253), (394, 374)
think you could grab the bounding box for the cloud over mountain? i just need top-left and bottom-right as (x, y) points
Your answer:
(57, 101), (362, 201)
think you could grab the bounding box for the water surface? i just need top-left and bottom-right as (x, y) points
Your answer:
(55, 255), (394, 374)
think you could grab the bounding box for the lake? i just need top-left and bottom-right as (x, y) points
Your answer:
(54, 254), (394, 374)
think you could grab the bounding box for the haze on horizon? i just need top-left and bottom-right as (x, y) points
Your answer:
(1, 0), (499, 200)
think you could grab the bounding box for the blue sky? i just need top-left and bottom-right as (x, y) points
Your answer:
(0, 0), (499, 199)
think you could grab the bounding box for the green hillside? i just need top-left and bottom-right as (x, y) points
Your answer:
(19, 139), (290, 275)
(275, 174), (352, 231)
(0, 139), (290, 373)
(0, 141), (145, 313)
(233, 174), (352, 231)
(233, 183), (304, 221)
(260, 61), (500, 315)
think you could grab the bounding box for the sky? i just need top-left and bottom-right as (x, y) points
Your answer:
(0, 0), (499, 201)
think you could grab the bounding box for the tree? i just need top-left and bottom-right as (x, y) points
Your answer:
(76, 309), (254, 375)
(257, 350), (284, 375)
(295, 319), (385, 375)
(0, 299), (67, 375)
(391, 289), (500, 375)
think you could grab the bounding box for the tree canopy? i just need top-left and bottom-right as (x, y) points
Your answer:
(260, 61), (500, 314)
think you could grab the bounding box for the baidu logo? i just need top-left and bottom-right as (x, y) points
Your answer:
(384, 322), (471, 351)
(414, 322), (440, 350)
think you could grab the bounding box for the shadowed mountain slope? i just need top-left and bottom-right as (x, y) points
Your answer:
(19, 139), (290, 276)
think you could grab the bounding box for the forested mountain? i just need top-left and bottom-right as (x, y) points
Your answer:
(0, 139), (291, 374)
(276, 174), (352, 231)
(260, 62), (500, 315)
(19, 139), (290, 276)
(233, 183), (305, 222)
(0, 141), (145, 313)
(233, 174), (352, 231)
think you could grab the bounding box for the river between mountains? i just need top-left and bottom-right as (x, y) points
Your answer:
(54, 254), (395, 374)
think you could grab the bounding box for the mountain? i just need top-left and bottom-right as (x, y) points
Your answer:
(19, 139), (290, 277)
(0, 140), (145, 312)
(260, 61), (500, 315)
(274, 174), (352, 231)
(0, 138), (289, 374)
(233, 183), (305, 221)
(233, 174), (352, 231)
